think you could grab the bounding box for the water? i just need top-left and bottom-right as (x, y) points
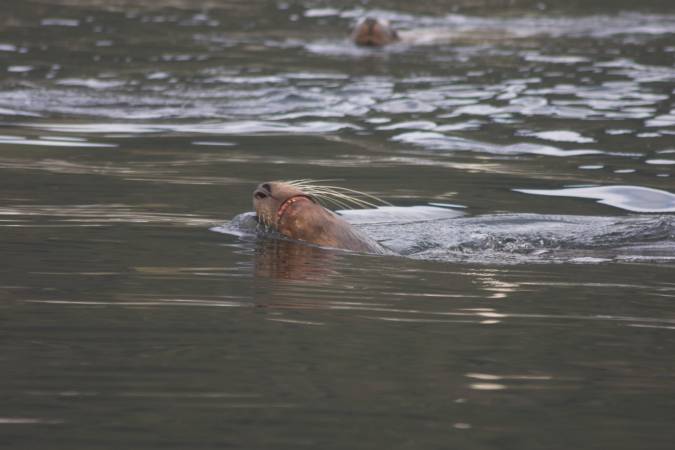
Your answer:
(1, 1), (675, 448)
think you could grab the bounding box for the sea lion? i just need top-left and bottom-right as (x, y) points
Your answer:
(252, 180), (387, 254)
(351, 17), (400, 47)
(350, 17), (523, 48)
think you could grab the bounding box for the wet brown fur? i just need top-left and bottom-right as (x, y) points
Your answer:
(351, 17), (400, 47)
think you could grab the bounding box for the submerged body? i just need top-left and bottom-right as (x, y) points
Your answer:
(239, 194), (675, 264)
(241, 181), (675, 263)
(252, 181), (387, 254)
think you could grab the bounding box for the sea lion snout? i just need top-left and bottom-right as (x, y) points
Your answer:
(253, 181), (308, 226)
(361, 17), (379, 31)
(253, 183), (272, 200)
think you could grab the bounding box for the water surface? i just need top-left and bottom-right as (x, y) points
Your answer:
(1, 1), (674, 449)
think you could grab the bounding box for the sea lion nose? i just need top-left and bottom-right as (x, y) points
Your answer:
(253, 183), (272, 200)
(363, 17), (377, 28)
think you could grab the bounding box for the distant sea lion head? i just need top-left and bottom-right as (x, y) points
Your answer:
(351, 17), (400, 47)
(252, 180), (388, 253)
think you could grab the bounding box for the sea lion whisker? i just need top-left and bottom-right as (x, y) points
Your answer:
(284, 179), (313, 186)
(285, 179), (343, 188)
(314, 190), (374, 210)
(311, 192), (375, 210)
(299, 187), (386, 209)
(301, 189), (373, 208)
(318, 192), (374, 209)
(285, 178), (334, 185)
(271, 180), (391, 209)
(310, 192), (354, 210)
(298, 188), (367, 209)
(279, 179), (322, 189)
(272, 183), (339, 207)
(298, 184), (390, 206)
(311, 185), (393, 207)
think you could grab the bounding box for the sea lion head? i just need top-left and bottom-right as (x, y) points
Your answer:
(351, 17), (399, 47)
(253, 181), (331, 244)
(252, 180), (388, 254)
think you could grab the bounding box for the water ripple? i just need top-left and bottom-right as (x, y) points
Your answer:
(0, 204), (217, 227)
(515, 185), (675, 213)
(392, 132), (605, 157)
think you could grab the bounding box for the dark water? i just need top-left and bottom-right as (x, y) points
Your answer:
(1, 1), (675, 448)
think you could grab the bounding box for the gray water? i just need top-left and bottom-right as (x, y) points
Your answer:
(1, 1), (675, 449)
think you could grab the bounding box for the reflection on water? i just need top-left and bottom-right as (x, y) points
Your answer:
(0, 134), (116, 147)
(253, 238), (343, 281)
(0, 204), (217, 226)
(1, 1), (675, 449)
